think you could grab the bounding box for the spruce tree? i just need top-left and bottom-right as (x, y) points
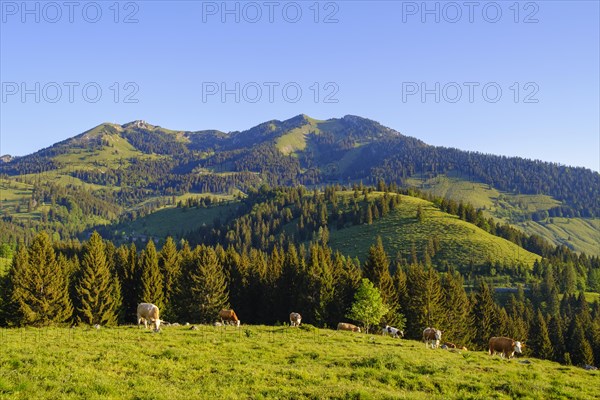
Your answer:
(159, 237), (180, 319)
(187, 245), (229, 323)
(441, 272), (472, 346)
(115, 243), (139, 324)
(330, 252), (362, 327)
(279, 243), (302, 315)
(404, 264), (444, 338)
(305, 243), (335, 326)
(568, 315), (595, 366)
(470, 280), (501, 349)
(10, 233), (72, 326)
(548, 314), (566, 363)
(139, 240), (164, 311)
(529, 310), (553, 360)
(75, 232), (121, 326)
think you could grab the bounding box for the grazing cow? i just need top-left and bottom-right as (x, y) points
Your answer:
(337, 322), (361, 332)
(382, 325), (404, 338)
(423, 327), (442, 349)
(289, 312), (302, 327)
(488, 337), (523, 359)
(219, 309), (240, 327)
(137, 303), (161, 332)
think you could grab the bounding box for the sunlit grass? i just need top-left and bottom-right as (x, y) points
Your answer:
(0, 325), (597, 399)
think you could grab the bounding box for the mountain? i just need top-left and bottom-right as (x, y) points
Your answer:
(0, 114), (598, 254)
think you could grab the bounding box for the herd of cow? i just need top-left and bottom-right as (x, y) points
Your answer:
(137, 303), (524, 359)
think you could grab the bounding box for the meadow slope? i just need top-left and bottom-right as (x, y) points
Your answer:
(0, 325), (598, 399)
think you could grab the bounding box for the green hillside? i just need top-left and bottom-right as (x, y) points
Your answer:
(110, 190), (540, 275)
(417, 175), (600, 256)
(325, 192), (540, 269)
(109, 198), (238, 241)
(0, 115), (597, 261)
(0, 325), (597, 399)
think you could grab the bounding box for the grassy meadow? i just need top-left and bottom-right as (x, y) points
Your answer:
(0, 325), (598, 399)
(413, 175), (600, 256)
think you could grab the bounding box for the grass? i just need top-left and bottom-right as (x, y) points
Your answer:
(327, 193), (540, 267)
(0, 179), (35, 217)
(110, 201), (239, 240)
(0, 325), (597, 399)
(275, 125), (313, 155)
(415, 175), (599, 256)
(517, 218), (600, 257)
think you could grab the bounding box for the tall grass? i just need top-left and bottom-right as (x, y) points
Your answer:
(0, 325), (597, 399)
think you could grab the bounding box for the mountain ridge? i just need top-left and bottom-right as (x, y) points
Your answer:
(0, 114), (597, 254)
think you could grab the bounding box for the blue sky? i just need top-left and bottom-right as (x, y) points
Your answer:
(1, 0), (599, 171)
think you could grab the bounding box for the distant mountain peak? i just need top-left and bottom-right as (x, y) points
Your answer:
(122, 120), (152, 130)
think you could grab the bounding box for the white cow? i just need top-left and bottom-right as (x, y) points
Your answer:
(137, 303), (161, 332)
(382, 325), (404, 338)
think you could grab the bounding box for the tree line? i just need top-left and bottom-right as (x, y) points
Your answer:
(0, 231), (598, 368)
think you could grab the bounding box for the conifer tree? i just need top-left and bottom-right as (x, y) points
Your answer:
(139, 240), (164, 310)
(159, 237), (180, 319)
(568, 315), (595, 366)
(76, 232), (121, 326)
(441, 272), (472, 346)
(187, 245), (229, 323)
(115, 243), (139, 324)
(529, 310), (553, 359)
(470, 280), (501, 349)
(279, 243), (302, 315)
(305, 243), (335, 326)
(329, 251), (362, 326)
(10, 233), (72, 326)
(548, 314), (566, 363)
(403, 264), (444, 338)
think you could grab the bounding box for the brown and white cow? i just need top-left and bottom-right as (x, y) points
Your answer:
(137, 303), (161, 332)
(289, 312), (302, 327)
(423, 327), (442, 349)
(337, 322), (361, 332)
(219, 309), (240, 327)
(489, 337), (523, 359)
(441, 342), (457, 349)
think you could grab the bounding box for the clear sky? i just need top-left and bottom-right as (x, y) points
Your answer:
(1, 0), (599, 171)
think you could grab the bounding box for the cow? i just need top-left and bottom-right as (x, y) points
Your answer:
(289, 312), (302, 327)
(488, 337), (523, 359)
(441, 342), (457, 349)
(382, 325), (403, 338)
(137, 303), (161, 332)
(337, 322), (361, 332)
(423, 327), (442, 349)
(219, 309), (240, 327)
